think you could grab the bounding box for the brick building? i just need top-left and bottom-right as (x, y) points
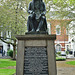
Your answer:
(47, 19), (71, 52)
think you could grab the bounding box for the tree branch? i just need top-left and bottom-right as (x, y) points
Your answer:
(0, 37), (16, 46)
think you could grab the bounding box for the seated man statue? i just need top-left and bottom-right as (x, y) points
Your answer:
(27, 0), (47, 32)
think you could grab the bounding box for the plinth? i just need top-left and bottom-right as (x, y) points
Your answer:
(16, 34), (57, 75)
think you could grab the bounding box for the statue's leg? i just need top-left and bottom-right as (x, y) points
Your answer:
(44, 17), (47, 31)
(27, 17), (30, 32)
(36, 16), (44, 32)
(27, 16), (35, 32)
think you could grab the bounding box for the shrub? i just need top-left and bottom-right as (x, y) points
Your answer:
(66, 51), (69, 55)
(56, 54), (58, 57)
(56, 57), (66, 61)
(56, 52), (61, 56)
(7, 50), (13, 57)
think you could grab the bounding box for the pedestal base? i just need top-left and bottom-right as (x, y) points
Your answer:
(16, 34), (57, 75)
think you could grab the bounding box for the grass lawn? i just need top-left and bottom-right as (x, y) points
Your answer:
(66, 61), (75, 65)
(0, 69), (16, 75)
(0, 59), (16, 75)
(0, 59), (16, 68)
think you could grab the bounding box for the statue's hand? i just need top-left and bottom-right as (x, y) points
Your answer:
(32, 12), (36, 17)
(30, 11), (33, 14)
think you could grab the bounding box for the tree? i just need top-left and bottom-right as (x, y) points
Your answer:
(44, 0), (75, 36)
(69, 21), (75, 37)
(0, 0), (26, 59)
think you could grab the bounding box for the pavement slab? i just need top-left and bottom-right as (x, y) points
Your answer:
(56, 59), (75, 75)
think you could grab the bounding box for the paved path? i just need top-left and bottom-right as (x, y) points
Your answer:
(56, 59), (75, 75)
(14, 59), (75, 75)
(0, 56), (11, 59)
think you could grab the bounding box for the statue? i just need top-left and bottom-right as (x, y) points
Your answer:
(27, 0), (47, 33)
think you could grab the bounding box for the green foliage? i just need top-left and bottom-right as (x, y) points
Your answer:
(7, 50), (13, 57)
(56, 52), (61, 56)
(66, 61), (75, 65)
(44, 0), (75, 19)
(0, 59), (16, 68)
(56, 54), (58, 57)
(0, 69), (16, 75)
(0, 0), (75, 36)
(0, 0), (27, 59)
(0, 0), (26, 39)
(66, 51), (69, 55)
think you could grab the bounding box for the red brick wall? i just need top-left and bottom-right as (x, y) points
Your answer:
(56, 35), (68, 41)
(48, 19), (71, 51)
(47, 19), (70, 41)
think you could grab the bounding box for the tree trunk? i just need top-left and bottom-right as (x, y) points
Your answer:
(13, 40), (16, 60)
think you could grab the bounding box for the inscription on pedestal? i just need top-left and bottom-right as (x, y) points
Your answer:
(24, 47), (48, 75)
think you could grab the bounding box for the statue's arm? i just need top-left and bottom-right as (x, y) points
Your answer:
(28, 2), (33, 14)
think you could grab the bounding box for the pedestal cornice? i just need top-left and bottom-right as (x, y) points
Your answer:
(16, 34), (56, 40)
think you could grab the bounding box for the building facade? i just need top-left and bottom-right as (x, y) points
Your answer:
(47, 19), (71, 53)
(0, 31), (13, 57)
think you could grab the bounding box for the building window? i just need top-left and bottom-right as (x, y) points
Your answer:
(1, 31), (6, 37)
(0, 47), (2, 53)
(7, 31), (11, 38)
(66, 45), (70, 51)
(56, 44), (61, 52)
(7, 44), (10, 50)
(8, 31), (10, 35)
(56, 25), (61, 35)
(66, 28), (69, 35)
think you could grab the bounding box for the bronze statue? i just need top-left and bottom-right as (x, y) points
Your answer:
(27, 0), (47, 33)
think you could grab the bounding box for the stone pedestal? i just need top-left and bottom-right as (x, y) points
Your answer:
(16, 34), (57, 75)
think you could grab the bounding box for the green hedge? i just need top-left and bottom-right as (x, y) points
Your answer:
(7, 50), (13, 57)
(56, 52), (61, 56)
(66, 51), (69, 55)
(56, 57), (66, 61)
